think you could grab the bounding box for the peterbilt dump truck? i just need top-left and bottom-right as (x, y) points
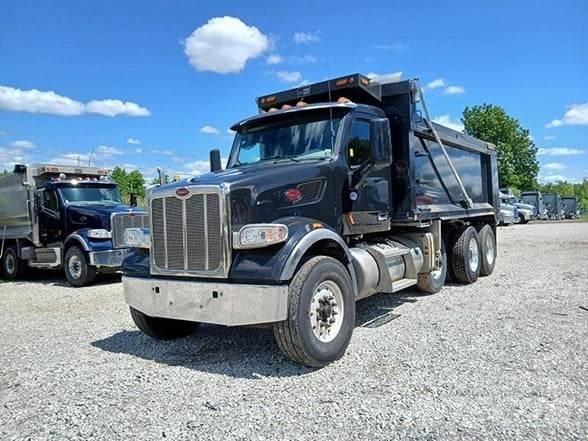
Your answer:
(118, 74), (499, 367)
(561, 196), (579, 219)
(0, 164), (146, 286)
(521, 190), (546, 220)
(543, 193), (562, 220)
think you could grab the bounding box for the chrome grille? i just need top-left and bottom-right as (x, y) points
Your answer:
(150, 187), (229, 277)
(111, 212), (149, 248)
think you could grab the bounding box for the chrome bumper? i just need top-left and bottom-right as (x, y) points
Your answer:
(89, 249), (126, 267)
(123, 276), (289, 327)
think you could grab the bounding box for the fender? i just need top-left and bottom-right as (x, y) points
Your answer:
(64, 230), (114, 253)
(64, 233), (91, 251)
(229, 217), (358, 294)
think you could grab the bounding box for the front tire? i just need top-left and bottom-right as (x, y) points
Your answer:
(130, 307), (199, 340)
(64, 246), (96, 287)
(450, 226), (481, 285)
(273, 256), (355, 368)
(2, 246), (26, 280)
(478, 225), (496, 276)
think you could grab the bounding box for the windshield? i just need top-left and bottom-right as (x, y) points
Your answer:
(229, 114), (342, 167)
(59, 186), (122, 205)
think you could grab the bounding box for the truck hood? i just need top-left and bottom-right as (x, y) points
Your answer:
(66, 204), (145, 230)
(150, 160), (338, 226)
(513, 203), (535, 212)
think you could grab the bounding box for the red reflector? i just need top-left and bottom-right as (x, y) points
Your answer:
(284, 188), (302, 202)
(176, 187), (190, 197)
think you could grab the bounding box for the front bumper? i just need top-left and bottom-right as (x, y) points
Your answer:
(123, 276), (289, 327)
(89, 249), (127, 267)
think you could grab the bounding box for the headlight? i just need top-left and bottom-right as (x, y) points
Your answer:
(233, 224), (288, 249)
(87, 228), (112, 239)
(123, 227), (150, 248)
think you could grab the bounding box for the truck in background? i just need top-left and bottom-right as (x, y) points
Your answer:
(561, 196), (579, 219)
(543, 193), (563, 220)
(521, 190), (547, 220)
(0, 164), (147, 286)
(499, 192), (517, 225)
(118, 73), (499, 367)
(500, 188), (535, 224)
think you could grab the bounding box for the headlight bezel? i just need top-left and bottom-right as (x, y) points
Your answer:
(123, 227), (151, 249)
(233, 223), (288, 250)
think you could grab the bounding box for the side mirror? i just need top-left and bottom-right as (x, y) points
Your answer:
(210, 149), (222, 173)
(129, 192), (137, 207)
(369, 118), (392, 169)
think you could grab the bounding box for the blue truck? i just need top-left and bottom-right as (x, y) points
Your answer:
(0, 164), (147, 286)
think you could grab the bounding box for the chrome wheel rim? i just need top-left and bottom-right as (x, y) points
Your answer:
(430, 251), (444, 280)
(68, 255), (82, 279)
(309, 280), (344, 343)
(485, 234), (495, 265)
(5, 253), (15, 275)
(468, 238), (479, 272)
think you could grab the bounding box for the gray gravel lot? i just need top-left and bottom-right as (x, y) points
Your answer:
(1, 222), (587, 440)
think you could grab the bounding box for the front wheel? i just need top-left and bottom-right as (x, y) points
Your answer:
(273, 256), (356, 368)
(64, 246), (96, 287)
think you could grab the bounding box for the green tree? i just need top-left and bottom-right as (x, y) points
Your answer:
(109, 166), (146, 206)
(462, 104), (539, 191)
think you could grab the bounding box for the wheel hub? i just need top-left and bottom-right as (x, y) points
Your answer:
(469, 237), (479, 272)
(5, 254), (15, 274)
(309, 280), (344, 343)
(68, 255), (82, 279)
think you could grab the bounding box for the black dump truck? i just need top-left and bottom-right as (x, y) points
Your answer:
(0, 164), (147, 286)
(561, 196), (579, 219)
(117, 74), (499, 367)
(521, 190), (546, 220)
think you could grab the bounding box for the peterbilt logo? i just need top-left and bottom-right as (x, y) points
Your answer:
(176, 187), (190, 197)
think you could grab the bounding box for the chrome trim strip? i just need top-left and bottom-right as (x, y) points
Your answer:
(162, 198), (168, 269)
(203, 193), (209, 271)
(182, 200), (188, 271)
(89, 249), (126, 267)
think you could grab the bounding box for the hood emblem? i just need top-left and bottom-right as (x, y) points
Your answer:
(176, 187), (190, 197)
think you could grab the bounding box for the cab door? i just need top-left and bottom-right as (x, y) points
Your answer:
(342, 117), (391, 234)
(36, 188), (63, 244)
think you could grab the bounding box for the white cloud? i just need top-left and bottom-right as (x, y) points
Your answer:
(275, 71), (302, 83)
(546, 102), (588, 128)
(444, 85), (465, 95)
(266, 54), (283, 65)
(371, 43), (408, 52)
(293, 32), (320, 44)
(0, 85), (85, 116)
(366, 71), (403, 84)
(151, 149), (175, 156)
(543, 135), (556, 141)
(126, 137), (141, 145)
(185, 159), (212, 176)
(291, 54), (317, 64)
(132, 147), (142, 154)
(540, 174), (571, 183)
(432, 114), (464, 132)
(537, 147), (584, 156)
(426, 78), (446, 90)
(85, 99), (150, 117)
(543, 162), (566, 171)
(200, 125), (220, 134)
(0, 84), (150, 117)
(9, 139), (35, 149)
(0, 131), (7, 136)
(183, 16), (269, 74)
(95, 145), (123, 157)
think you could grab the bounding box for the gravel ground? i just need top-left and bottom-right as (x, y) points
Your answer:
(0, 222), (587, 440)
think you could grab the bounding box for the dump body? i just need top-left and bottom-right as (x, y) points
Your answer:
(543, 193), (562, 219)
(0, 171), (33, 240)
(521, 191), (545, 219)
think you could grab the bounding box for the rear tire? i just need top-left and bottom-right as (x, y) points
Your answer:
(64, 246), (96, 287)
(478, 225), (496, 276)
(417, 243), (447, 294)
(450, 226), (480, 285)
(273, 256), (355, 368)
(2, 246), (26, 280)
(130, 307), (200, 340)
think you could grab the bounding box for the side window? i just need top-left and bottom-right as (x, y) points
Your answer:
(347, 120), (371, 167)
(43, 190), (58, 211)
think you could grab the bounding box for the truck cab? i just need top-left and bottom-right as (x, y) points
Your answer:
(118, 74), (499, 367)
(0, 164), (147, 286)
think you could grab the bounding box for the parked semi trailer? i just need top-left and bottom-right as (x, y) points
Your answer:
(0, 164), (147, 286)
(117, 73), (499, 367)
(561, 196), (579, 219)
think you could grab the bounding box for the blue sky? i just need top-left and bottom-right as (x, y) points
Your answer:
(0, 0), (586, 183)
